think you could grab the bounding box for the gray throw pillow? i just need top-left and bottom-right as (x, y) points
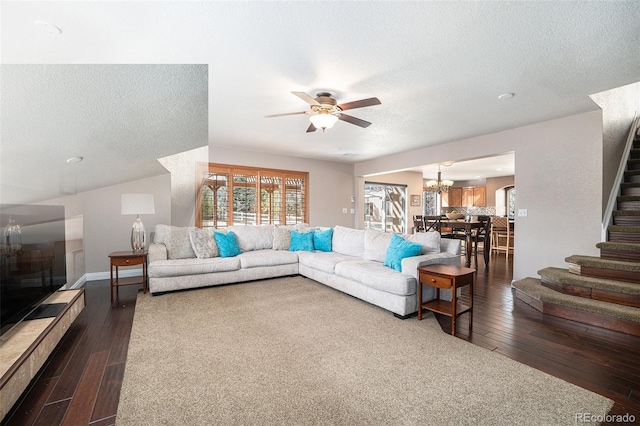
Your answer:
(273, 226), (291, 250)
(164, 227), (196, 259)
(189, 227), (219, 258)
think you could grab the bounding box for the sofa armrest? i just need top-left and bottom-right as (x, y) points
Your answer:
(149, 243), (168, 263)
(400, 252), (462, 280)
(439, 238), (461, 255)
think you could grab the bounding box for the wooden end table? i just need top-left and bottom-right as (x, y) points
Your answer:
(417, 264), (475, 335)
(109, 250), (148, 303)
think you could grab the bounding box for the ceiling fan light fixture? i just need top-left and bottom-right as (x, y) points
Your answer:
(309, 111), (339, 131)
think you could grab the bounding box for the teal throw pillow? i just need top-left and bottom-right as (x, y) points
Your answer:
(213, 231), (241, 257)
(313, 228), (333, 252)
(289, 230), (314, 252)
(383, 233), (422, 271)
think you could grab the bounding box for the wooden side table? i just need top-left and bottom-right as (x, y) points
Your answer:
(417, 264), (475, 335)
(109, 250), (148, 303)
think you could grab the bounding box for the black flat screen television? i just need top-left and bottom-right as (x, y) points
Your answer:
(0, 204), (67, 337)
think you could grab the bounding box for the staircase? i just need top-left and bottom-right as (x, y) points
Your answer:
(512, 122), (640, 337)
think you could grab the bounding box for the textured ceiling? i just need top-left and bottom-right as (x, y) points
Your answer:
(1, 1), (639, 203)
(1, 65), (208, 204)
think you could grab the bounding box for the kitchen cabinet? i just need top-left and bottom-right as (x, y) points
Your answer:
(463, 186), (486, 207)
(442, 186), (485, 207)
(442, 187), (462, 207)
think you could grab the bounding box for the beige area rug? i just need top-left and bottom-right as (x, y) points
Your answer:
(117, 276), (612, 425)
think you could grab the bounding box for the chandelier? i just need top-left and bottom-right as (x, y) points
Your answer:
(425, 166), (454, 193)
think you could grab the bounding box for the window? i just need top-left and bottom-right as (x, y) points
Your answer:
(196, 163), (308, 229)
(364, 182), (406, 233)
(507, 186), (516, 219)
(422, 191), (439, 216)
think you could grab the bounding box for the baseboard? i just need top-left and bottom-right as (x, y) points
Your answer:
(85, 269), (143, 281)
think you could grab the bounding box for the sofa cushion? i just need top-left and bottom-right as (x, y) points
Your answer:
(384, 234), (422, 272)
(405, 231), (441, 254)
(332, 226), (365, 258)
(214, 231), (242, 258)
(297, 251), (360, 274)
(313, 228), (333, 252)
(227, 225), (275, 252)
(334, 260), (415, 296)
(148, 257), (240, 278)
(153, 224), (182, 245)
(290, 230), (315, 251)
(238, 250), (299, 269)
(189, 227), (219, 259)
(163, 226), (196, 259)
(363, 229), (393, 263)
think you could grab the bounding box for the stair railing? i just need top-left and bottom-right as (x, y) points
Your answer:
(602, 114), (640, 240)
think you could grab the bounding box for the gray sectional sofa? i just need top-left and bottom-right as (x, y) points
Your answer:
(148, 224), (461, 317)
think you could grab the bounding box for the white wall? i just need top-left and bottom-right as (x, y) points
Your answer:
(486, 175), (515, 207)
(39, 173), (171, 275)
(590, 81), (640, 215)
(355, 111), (603, 281)
(208, 147), (355, 228)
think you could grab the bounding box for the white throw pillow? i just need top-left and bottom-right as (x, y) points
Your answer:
(363, 228), (393, 263)
(332, 226), (365, 258)
(189, 227), (219, 259)
(405, 231), (441, 254)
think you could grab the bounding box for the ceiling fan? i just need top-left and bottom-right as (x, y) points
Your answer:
(265, 91), (381, 132)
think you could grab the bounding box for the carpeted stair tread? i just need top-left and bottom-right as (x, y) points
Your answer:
(608, 225), (640, 233)
(538, 267), (640, 295)
(564, 255), (640, 272)
(512, 278), (640, 323)
(613, 210), (640, 216)
(595, 241), (640, 252)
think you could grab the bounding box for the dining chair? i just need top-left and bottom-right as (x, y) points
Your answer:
(423, 216), (442, 232)
(413, 215), (425, 233)
(490, 216), (513, 257)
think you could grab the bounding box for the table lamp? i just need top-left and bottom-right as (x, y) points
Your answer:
(121, 194), (155, 251)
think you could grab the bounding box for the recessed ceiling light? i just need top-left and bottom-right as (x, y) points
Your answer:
(498, 92), (515, 100)
(66, 156), (83, 164)
(34, 20), (62, 35)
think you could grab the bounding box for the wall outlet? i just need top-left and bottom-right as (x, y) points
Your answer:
(518, 209), (527, 217)
(342, 208), (348, 213)
(350, 208), (355, 214)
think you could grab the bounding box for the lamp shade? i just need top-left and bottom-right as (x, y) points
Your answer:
(121, 194), (155, 215)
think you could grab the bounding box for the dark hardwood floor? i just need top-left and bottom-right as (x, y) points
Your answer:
(3, 254), (639, 425)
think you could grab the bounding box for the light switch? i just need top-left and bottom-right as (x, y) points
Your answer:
(350, 208), (355, 214)
(518, 209), (527, 217)
(342, 208), (348, 213)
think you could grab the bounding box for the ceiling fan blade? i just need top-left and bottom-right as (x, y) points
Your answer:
(338, 97), (381, 111)
(306, 123), (317, 133)
(292, 91), (320, 106)
(338, 113), (372, 128)
(264, 111), (306, 118)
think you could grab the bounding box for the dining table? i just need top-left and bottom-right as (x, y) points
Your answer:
(438, 220), (490, 268)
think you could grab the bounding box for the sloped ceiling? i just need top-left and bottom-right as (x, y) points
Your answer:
(1, 1), (639, 204)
